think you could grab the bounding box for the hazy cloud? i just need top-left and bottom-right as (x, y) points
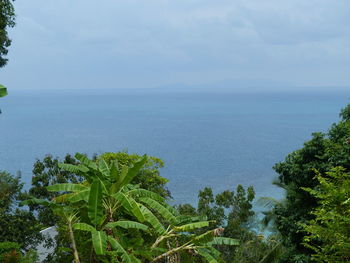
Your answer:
(1, 0), (350, 90)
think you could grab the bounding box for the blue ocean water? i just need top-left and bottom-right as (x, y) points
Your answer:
(0, 89), (348, 204)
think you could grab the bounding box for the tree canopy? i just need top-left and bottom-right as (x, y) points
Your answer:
(0, 171), (42, 250)
(302, 167), (350, 262)
(25, 153), (238, 262)
(0, 0), (15, 67)
(269, 103), (350, 262)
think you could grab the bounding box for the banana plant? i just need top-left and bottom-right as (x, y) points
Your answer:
(43, 153), (168, 262)
(25, 153), (239, 262)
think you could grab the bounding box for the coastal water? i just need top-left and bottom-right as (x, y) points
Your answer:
(0, 88), (348, 204)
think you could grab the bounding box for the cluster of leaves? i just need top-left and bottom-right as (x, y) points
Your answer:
(0, 0), (15, 67)
(25, 153), (238, 262)
(267, 103), (350, 262)
(0, 84), (7, 97)
(26, 154), (82, 226)
(177, 185), (284, 263)
(0, 242), (38, 263)
(0, 171), (42, 250)
(98, 152), (170, 199)
(0, 0), (14, 109)
(0, 84), (7, 113)
(26, 152), (169, 227)
(22, 152), (172, 262)
(302, 167), (350, 262)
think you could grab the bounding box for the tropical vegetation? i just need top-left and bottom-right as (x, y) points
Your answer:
(2, 1), (350, 262)
(302, 167), (350, 262)
(0, 0), (15, 68)
(0, 105), (349, 262)
(23, 154), (238, 262)
(267, 104), (350, 262)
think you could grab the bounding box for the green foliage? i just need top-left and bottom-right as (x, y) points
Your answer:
(151, 215), (238, 263)
(0, 84), (7, 97)
(0, 242), (38, 263)
(233, 235), (285, 263)
(0, 171), (22, 211)
(0, 242), (20, 262)
(302, 167), (350, 262)
(270, 103), (350, 262)
(27, 152), (170, 227)
(26, 153), (235, 262)
(0, 0), (15, 67)
(24, 152), (172, 261)
(0, 172), (42, 250)
(98, 152), (170, 198)
(27, 154), (81, 226)
(177, 185), (283, 263)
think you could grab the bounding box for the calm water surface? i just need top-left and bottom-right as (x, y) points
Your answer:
(0, 89), (348, 204)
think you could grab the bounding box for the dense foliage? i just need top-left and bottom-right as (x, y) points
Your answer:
(0, 0), (13, 111)
(0, 171), (42, 249)
(270, 104), (350, 262)
(2, 103), (350, 262)
(302, 167), (350, 262)
(98, 152), (170, 199)
(177, 185), (285, 263)
(0, 0), (15, 67)
(0, 242), (38, 263)
(25, 154), (238, 262)
(26, 152), (169, 227)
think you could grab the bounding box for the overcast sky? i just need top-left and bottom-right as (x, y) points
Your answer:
(1, 0), (350, 91)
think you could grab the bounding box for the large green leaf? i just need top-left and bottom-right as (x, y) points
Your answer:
(192, 230), (215, 244)
(67, 189), (90, 202)
(73, 223), (95, 232)
(109, 160), (119, 178)
(58, 163), (89, 173)
(197, 248), (218, 263)
(113, 192), (133, 211)
(139, 205), (165, 235)
(174, 221), (209, 232)
(94, 177), (108, 194)
(88, 180), (104, 227)
(98, 159), (110, 177)
(139, 197), (177, 224)
(205, 247), (221, 259)
(75, 153), (98, 170)
(105, 220), (149, 231)
(91, 230), (107, 255)
(207, 237), (239, 246)
(110, 165), (129, 193)
(127, 196), (146, 222)
(47, 183), (88, 192)
(107, 236), (134, 263)
(176, 215), (208, 225)
(119, 156), (148, 187)
(128, 189), (164, 202)
(0, 85), (7, 97)
(113, 191), (143, 217)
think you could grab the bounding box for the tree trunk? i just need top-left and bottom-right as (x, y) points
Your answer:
(68, 221), (81, 263)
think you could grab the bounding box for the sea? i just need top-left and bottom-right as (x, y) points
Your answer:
(0, 88), (348, 205)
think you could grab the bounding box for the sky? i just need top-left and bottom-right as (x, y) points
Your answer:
(1, 0), (350, 91)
